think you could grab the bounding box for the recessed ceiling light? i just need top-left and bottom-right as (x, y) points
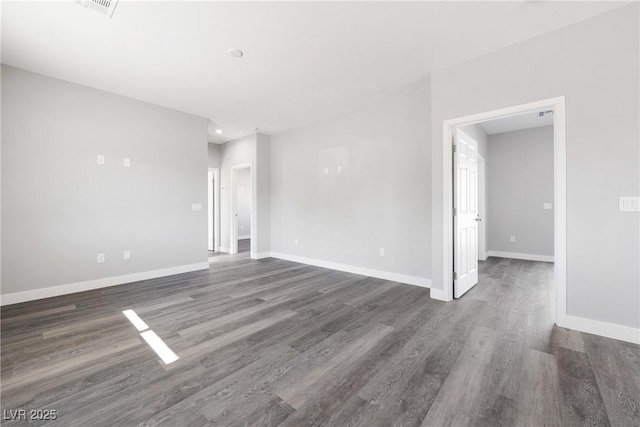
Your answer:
(229, 48), (244, 58)
(215, 129), (223, 134)
(252, 127), (259, 132)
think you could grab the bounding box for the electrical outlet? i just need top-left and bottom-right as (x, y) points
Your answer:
(240, 225), (244, 230)
(510, 236), (516, 243)
(543, 202), (552, 210)
(97, 155), (105, 165)
(97, 253), (105, 263)
(337, 165), (342, 174)
(294, 238), (299, 245)
(123, 250), (130, 260)
(191, 203), (202, 211)
(379, 248), (385, 257)
(123, 158), (131, 167)
(323, 167), (329, 176)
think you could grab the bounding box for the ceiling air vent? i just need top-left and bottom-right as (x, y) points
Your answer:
(77, 0), (119, 18)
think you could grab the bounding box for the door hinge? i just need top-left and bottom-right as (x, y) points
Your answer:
(453, 207), (457, 216)
(453, 144), (457, 153)
(453, 272), (458, 280)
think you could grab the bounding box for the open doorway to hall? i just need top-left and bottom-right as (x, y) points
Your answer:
(232, 166), (252, 255)
(453, 108), (556, 298)
(442, 97), (567, 331)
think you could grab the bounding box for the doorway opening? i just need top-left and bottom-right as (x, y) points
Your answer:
(438, 96), (566, 325)
(230, 163), (254, 256)
(208, 168), (220, 259)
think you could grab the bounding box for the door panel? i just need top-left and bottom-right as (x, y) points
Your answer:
(454, 129), (479, 298)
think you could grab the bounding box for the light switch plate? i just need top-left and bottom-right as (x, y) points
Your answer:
(97, 155), (105, 165)
(97, 253), (105, 263)
(123, 250), (130, 260)
(123, 158), (131, 167)
(619, 196), (640, 212)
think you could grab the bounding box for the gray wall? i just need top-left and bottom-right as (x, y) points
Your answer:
(431, 4), (639, 328)
(208, 143), (221, 168)
(256, 133), (271, 255)
(270, 77), (431, 279)
(1, 65), (208, 295)
(487, 126), (554, 256)
(219, 134), (256, 252)
(236, 168), (252, 238)
(216, 132), (270, 255)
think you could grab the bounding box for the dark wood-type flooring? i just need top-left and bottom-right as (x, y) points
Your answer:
(1, 257), (639, 426)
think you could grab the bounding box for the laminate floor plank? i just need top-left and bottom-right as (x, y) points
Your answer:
(2, 256), (638, 426)
(556, 347), (612, 426)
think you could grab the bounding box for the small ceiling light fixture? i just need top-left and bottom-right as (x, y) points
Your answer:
(252, 127), (259, 132)
(215, 129), (223, 134)
(229, 48), (244, 58)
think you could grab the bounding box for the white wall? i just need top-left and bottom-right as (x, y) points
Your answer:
(270, 77), (431, 282)
(1, 65), (208, 297)
(431, 4), (639, 329)
(235, 167), (252, 239)
(487, 126), (554, 257)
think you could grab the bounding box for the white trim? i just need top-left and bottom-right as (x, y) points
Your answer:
(562, 315), (640, 345)
(207, 168), (220, 252)
(255, 252), (272, 260)
(440, 96), (567, 328)
(269, 252), (431, 288)
(486, 250), (554, 263)
(238, 235), (251, 240)
(213, 168), (221, 252)
(0, 262), (209, 306)
(430, 287), (449, 301)
(218, 246), (230, 254)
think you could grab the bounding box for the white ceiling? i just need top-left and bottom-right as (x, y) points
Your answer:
(1, 1), (628, 143)
(480, 110), (554, 135)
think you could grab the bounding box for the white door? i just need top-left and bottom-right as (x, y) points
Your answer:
(208, 170), (214, 251)
(477, 154), (487, 261)
(453, 129), (479, 298)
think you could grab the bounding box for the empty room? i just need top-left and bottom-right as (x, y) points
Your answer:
(1, 1), (639, 426)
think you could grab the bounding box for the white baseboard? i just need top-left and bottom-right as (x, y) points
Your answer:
(487, 250), (554, 263)
(559, 314), (640, 345)
(218, 246), (230, 254)
(255, 252), (272, 260)
(429, 287), (451, 301)
(268, 252), (431, 288)
(0, 262), (210, 306)
(238, 235), (251, 240)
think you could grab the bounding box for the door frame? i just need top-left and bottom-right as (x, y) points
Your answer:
(207, 168), (220, 252)
(230, 163), (254, 256)
(477, 154), (487, 261)
(435, 96), (566, 325)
